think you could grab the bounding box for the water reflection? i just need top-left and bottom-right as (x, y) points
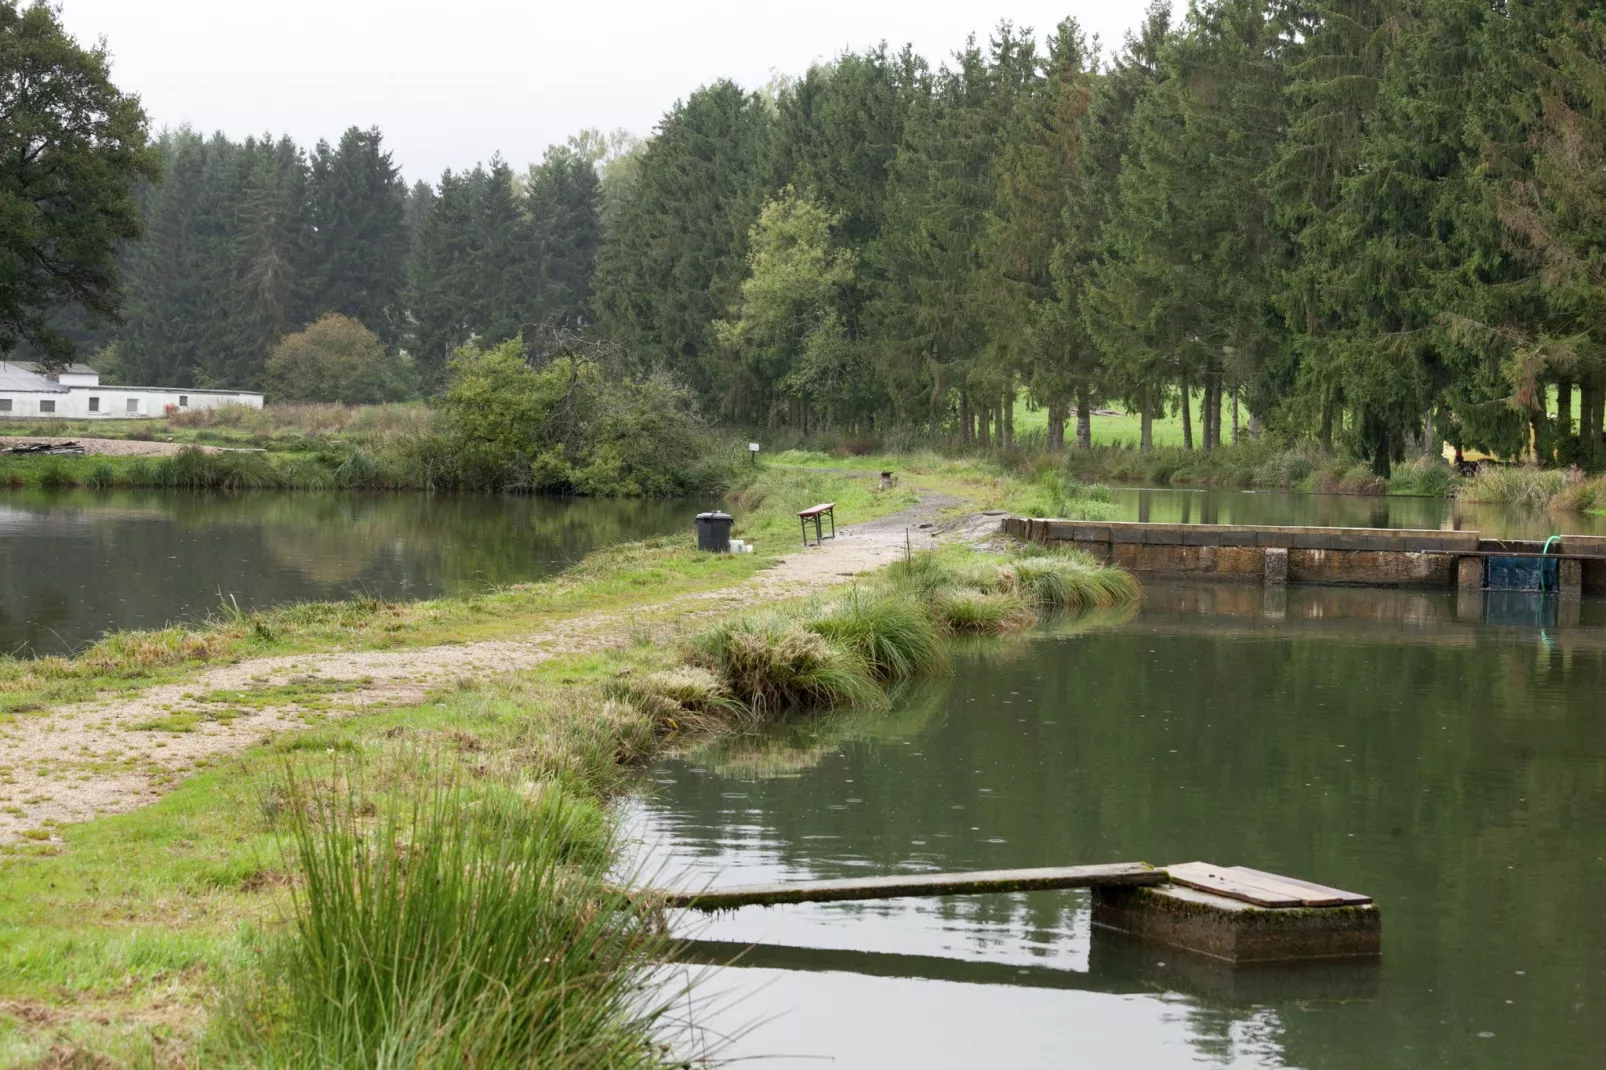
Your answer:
(1110, 486), (1606, 539)
(631, 587), (1606, 1068)
(0, 489), (692, 655)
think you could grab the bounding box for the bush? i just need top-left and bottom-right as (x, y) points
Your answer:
(265, 314), (409, 404)
(439, 341), (733, 496)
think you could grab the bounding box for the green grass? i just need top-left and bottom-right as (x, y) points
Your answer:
(689, 616), (884, 714)
(1012, 394), (1220, 449)
(1456, 465), (1569, 508)
(803, 591), (946, 681)
(0, 455), (1142, 1064)
(219, 763), (670, 1068)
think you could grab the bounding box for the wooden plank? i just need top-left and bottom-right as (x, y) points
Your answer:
(657, 862), (1164, 911)
(1164, 862), (1303, 907)
(1228, 866), (1373, 906)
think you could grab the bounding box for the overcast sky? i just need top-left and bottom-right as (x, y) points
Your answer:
(57, 1), (1159, 184)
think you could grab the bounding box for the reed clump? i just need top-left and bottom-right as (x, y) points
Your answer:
(223, 761), (674, 1068)
(689, 616), (883, 714)
(1456, 465), (1569, 509)
(670, 547), (1137, 721)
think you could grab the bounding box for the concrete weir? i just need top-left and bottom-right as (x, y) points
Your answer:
(1005, 517), (1606, 595)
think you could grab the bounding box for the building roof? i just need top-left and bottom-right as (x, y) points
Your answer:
(2, 361), (98, 376)
(0, 364), (68, 393)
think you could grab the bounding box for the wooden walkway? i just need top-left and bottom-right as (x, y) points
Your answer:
(657, 862), (1164, 911)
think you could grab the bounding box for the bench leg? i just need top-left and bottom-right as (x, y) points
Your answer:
(828, 510), (836, 540)
(801, 517), (808, 548)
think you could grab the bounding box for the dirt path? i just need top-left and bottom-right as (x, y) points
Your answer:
(0, 436), (223, 456)
(0, 496), (989, 843)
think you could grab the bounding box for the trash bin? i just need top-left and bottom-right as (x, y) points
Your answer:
(695, 511), (734, 553)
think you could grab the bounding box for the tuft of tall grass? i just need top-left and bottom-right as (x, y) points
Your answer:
(803, 590), (946, 681)
(1456, 465), (1568, 508)
(608, 665), (745, 733)
(236, 763), (674, 1068)
(1388, 456), (1458, 497)
(925, 589), (1034, 633)
(1006, 467), (1120, 520)
(690, 616), (882, 714)
(1009, 554), (1141, 610)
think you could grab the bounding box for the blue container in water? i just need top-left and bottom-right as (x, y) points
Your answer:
(1484, 556), (1559, 592)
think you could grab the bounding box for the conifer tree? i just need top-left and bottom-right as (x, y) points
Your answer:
(305, 127), (409, 347)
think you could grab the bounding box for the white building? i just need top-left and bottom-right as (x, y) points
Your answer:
(0, 363), (263, 419)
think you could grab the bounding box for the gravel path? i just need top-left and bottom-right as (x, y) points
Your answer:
(0, 495), (984, 844)
(0, 436), (223, 456)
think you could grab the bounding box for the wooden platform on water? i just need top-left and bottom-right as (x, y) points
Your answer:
(657, 861), (1163, 910)
(652, 860), (1381, 964)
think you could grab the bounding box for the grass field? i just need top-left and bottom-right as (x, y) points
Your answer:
(1012, 394), (1230, 449)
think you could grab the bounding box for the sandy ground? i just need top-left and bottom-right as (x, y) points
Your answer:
(0, 436), (223, 457)
(0, 496), (992, 844)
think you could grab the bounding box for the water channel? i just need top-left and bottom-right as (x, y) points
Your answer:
(630, 585), (1606, 1068)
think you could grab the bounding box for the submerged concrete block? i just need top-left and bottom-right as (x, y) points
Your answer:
(1091, 882), (1381, 964)
(1560, 558), (1583, 599)
(1457, 556), (1484, 589)
(1263, 547), (1289, 587)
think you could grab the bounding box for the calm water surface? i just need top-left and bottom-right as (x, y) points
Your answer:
(5, 484), (1603, 657)
(0, 489), (693, 655)
(630, 585), (1606, 1068)
(1109, 485), (1606, 538)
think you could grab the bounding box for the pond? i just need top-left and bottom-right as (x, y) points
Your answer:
(629, 584), (1606, 1068)
(3, 483), (1602, 657)
(0, 489), (694, 656)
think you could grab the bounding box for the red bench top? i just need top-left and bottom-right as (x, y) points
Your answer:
(797, 502), (836, 518)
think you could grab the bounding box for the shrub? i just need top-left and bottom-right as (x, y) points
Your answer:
(266, 314), (408, 404)
(440, 341), (730, 495)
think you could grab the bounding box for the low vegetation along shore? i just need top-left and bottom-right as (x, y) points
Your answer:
(0, 461), (1135, 1066)
(5, 401), (1604, 516)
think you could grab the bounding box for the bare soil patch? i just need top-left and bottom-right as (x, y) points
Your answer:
(1, 437), (223, 457)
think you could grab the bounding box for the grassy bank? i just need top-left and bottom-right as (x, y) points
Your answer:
(0, 523), (1138, 1064)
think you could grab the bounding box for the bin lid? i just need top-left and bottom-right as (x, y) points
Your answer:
(695, 511), (733, 521)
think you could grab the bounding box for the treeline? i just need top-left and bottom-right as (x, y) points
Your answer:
(595, 0), (1606, 474)
(105, 127), (609, 396)
(91, 1), (1606, 475)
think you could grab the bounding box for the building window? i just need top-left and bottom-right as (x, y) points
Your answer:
(0, 399), (11, 412)
(126, 398), (139, 414)
(89, 397), (100, 413)
(40, 400), (56, 414)
(179, 395), (189, 407)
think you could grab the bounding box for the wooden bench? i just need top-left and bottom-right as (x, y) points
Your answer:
(797, 502), (836, 547)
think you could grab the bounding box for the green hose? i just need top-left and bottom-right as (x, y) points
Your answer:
(1542, 535), (1561, 555)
